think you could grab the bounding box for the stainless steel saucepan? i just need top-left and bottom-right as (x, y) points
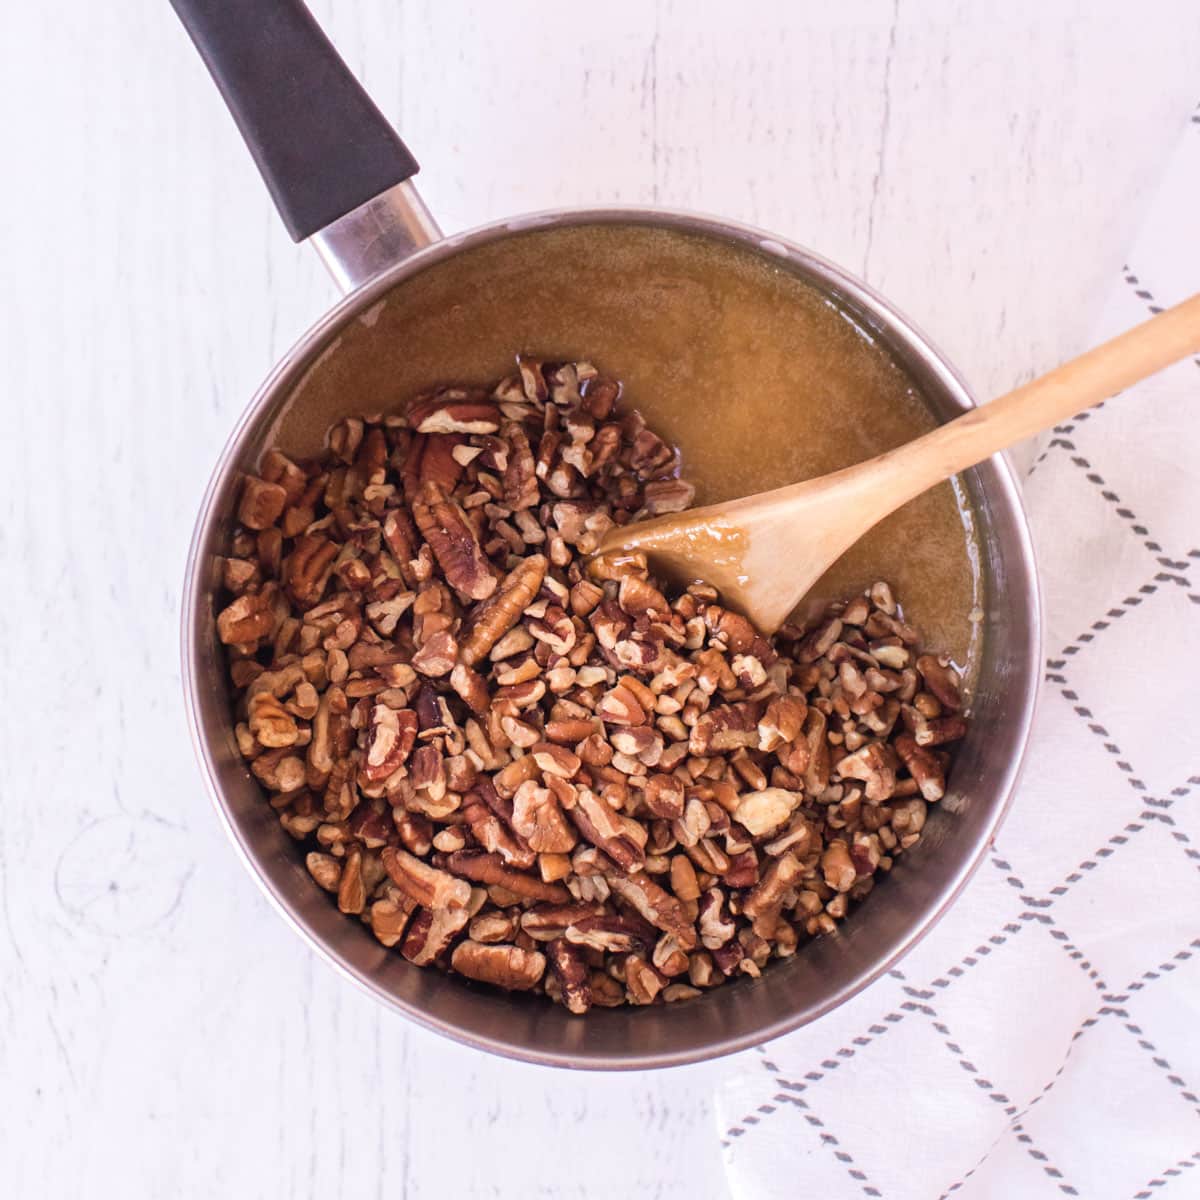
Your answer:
(176, 0), (1041, 1068)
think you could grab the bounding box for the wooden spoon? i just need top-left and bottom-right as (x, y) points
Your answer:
(595, 293), (1200, 633)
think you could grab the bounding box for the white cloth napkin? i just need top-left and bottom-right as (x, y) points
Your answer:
(718, 105), (1200, 1200)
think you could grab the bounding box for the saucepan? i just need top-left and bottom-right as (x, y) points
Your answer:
(176, 0), (1041, 1068)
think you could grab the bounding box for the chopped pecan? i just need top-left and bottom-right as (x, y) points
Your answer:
(469, 910), (519, 943)
(643, 772), (686, 819)
(368, 892), (416, 947)
(565, 914), (653, 955)
(520, 902), (607, 941)
(305, 851), (341, 893)
(411, 629), (458, 677)
(285, 535), (337, 606)
(742, 851), (801, 937)
(445, 850), (571, 904)
(530, 742), (581, 779)
(336, 845), (367, 914)
(643, 479), (696, 515)
(382, 846), (471, 910)
(460, 554), (547, 666)
(821, 840), (857, 892)
(596, 684), (647, 727)
(401, 905), (470, 965)
(409, 392), (501, 435)
(511, 780), (577, 853)
(360, 705), (417, 783)
(217, 590), (276, 645)
(835, 741), (898, 802)
(411, 480), (497, 602)
(248, 692), (299, 748)
(450, 941), (546, 990)
(607, 873), (697, 951)
(449, 663), (490, 715)
(547, 938), (591, 1014)
(894, 735), (946, 801)
(238, 475), (288, 530)
(916, 655), (962, 711)
(503, 423), (539, 510)
(914, 714), (969, 747)
(624, 955), (667, 1004)
(415, 433), (466, 493)
(758, 695), (806, 752)
(629, 428), (675, 478)
(690, 702), (760, 754)
(733, 787), (801, 837)
(461, 789), (536, 868)
(572, 789), (645, 872)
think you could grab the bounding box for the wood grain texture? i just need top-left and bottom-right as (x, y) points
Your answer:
(1, 2), (1196, 1196)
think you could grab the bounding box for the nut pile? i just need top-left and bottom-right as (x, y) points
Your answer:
(216, 358), (969, 1012)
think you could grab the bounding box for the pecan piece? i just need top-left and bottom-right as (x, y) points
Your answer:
(564, 914), (653, 955)
(415, 434), (466, 493)
(520, 902), (607, 941)
(305, 851), (341, 893)
(511, 780), (577, 853)
(216, 590), (275, 645)
(401, 906), (470, 966)
(284, 535), (338, 607)
(606, 873), (698, 951)
(449, 663), (490, 715)
(411, 480), (496, 602)
(697, 887), (736, 949)
(625, 955), (667, 1004)
(360, 705), (417, 783)
(733, 788), (802, 837)
(643, 773), (686, 819)
(758, 695), (807, 752)
(337, 845), (367, 914)
(595, 683), (646, 727)
(530, 742), (581, 779)
(835, 741), (898, 802)
(411, 629), (458, 677)
(690, 702), (760, 754)
(445, 850), (571, 904)
(451, 941), (546, 990)
(368, 892), (416, 947)
(629, 428), (675, 479)
(916, 655), (962, 712)
(461, 791), (537, 868)
(894, 735), (946, 802)
(381, 846), (471, 910)
(643, 478), (696, 515)
(572, 790), (645, 872)
(914, 714), (969, 748)
(502, 423), (539, 510)
(547, 938), (591, 1014)
(459, 554), (547, 666)
(409, 393), (501, 435)
(247, 692), (299, 748)
(821, 840), (857, 892)
(238, 475), (288, 530)
(742, 851), (801, 938)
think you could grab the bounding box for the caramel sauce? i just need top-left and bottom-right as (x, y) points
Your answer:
(276, 223), (982, 677)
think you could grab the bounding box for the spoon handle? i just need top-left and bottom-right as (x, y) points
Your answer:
(870, 291), (1200, 507)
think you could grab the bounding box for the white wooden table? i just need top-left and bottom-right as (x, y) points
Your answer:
(2, 3), (1196, 1196)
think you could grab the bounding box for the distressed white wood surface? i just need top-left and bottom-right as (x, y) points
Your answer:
(1, 2), (1196, 1196)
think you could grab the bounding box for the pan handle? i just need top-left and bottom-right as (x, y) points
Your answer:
(171, 0), (441, 292)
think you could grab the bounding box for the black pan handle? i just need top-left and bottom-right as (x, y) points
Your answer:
(170, 0), (419, 242)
